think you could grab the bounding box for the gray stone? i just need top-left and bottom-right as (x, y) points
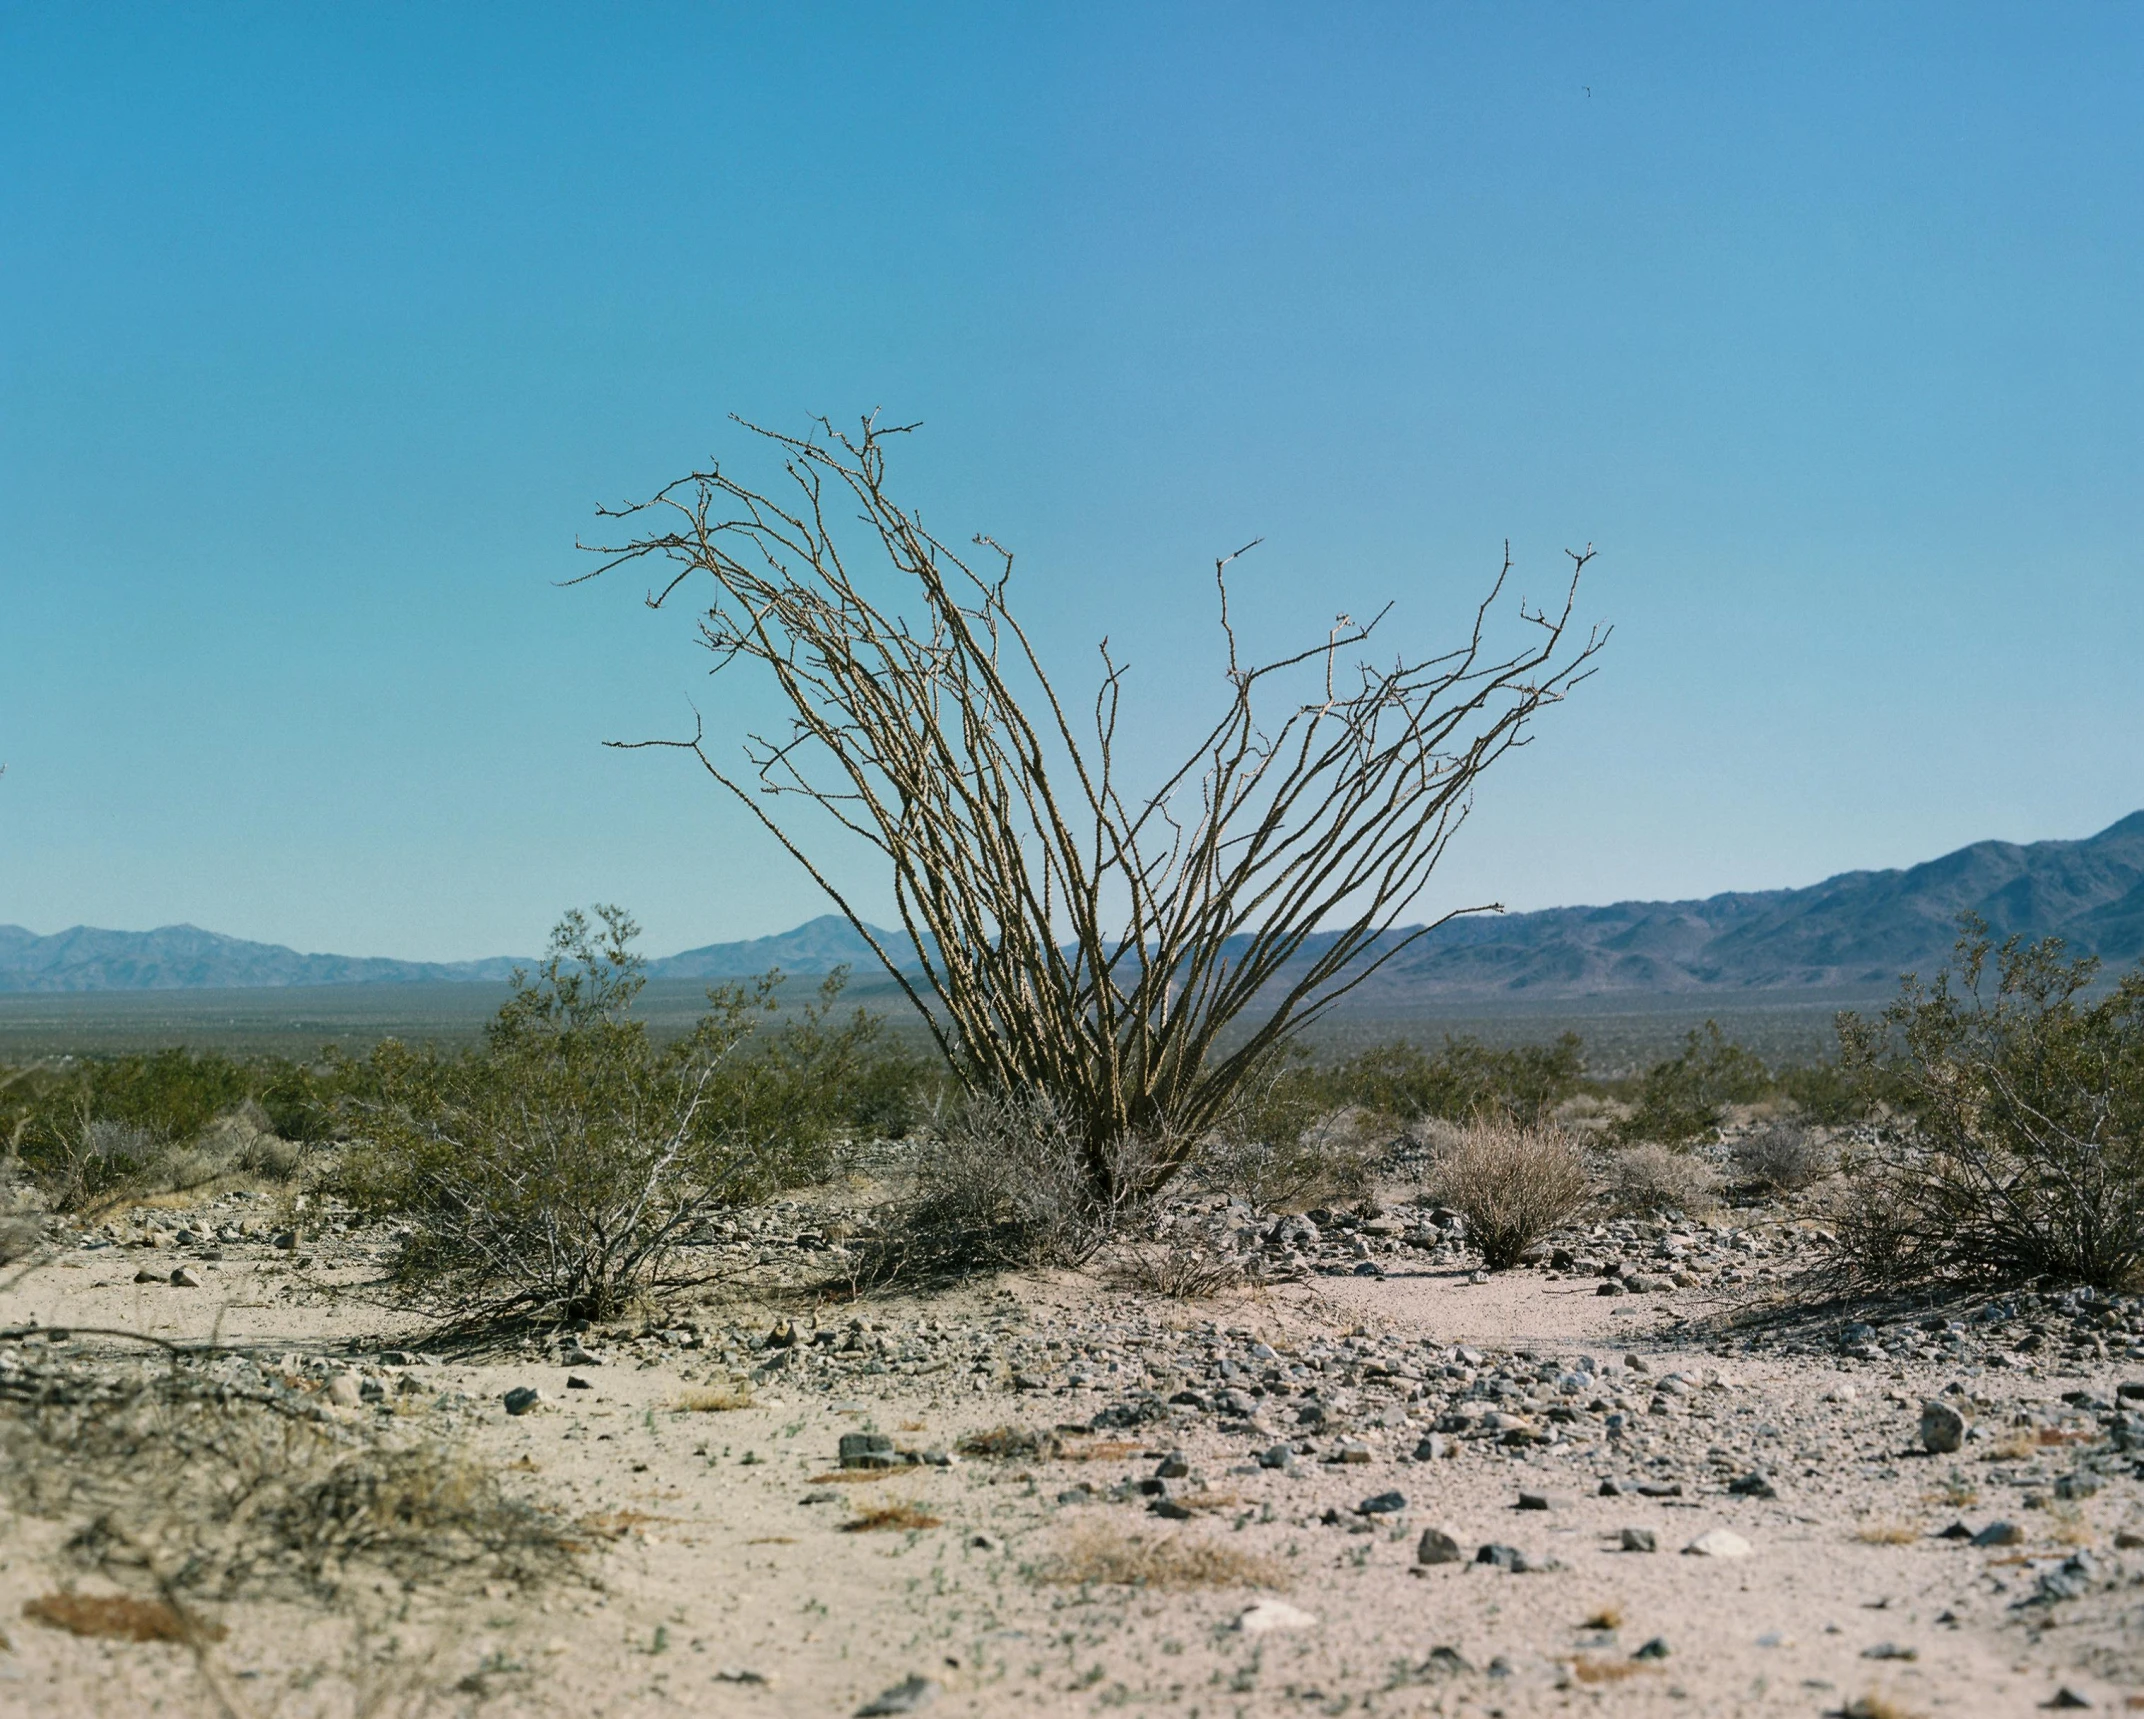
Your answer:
(324, 1371), (364, 1408)
(1357, 1490), (1406, 1515)
(1415, 1527), (1463, 1565)
(1155, 1450), (1190, 1479)
(1632, 1637), (1670, 1660)
(1919, 1400), (1967, 1454)
(1972, 1520), (2023, 1547)
(839, 1431), (897, 1468)
(1620, 1527), (1657, 1553)
(169, 1267), (203, 1288)
(1516, 1491), (1556, 1511)
(503, 1386), (543, 1415)
(1475, 1543), (1525, 1569)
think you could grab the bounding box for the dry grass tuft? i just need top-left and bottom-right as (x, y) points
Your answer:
(1582, 1604), (1625, 1630)
(842, 1503), (942, 1533)
(957, 1425), (1050, 1460)
(23, 1592), (223, 1644)
(806, 1468), (903, 1485)
(1429, 1118), (1590, 1268)
(1843, 1694), (1926, 1719)
(1037, 1524), (1285, 1591)
(1569, 1656), (1648, 1685)
(675, 1382), (754, 1413)
(1853, 1521), (1921, 1545)
(1983, 1427), (2038, 1461)
(1054, 1439), (1146, 1463)
(1103, 1242), (1251, 1301)
(2049, 1505), (2094, 1548)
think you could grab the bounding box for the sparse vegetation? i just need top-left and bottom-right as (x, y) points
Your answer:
(1833, 921), (2144, 1291)
(1429, 1117), (1590, 1269)
(1615, 1021), (1775, 1148)
(337, 906), (913, 1324)
(1610, 1143), (1719, 1216)
(590, 417), (1601, 1224)
(1038, 1524), (1284, 1590)
(1733, 1118), (1831, 1191)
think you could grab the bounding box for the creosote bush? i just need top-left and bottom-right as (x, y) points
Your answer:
(339, 906), (908, 1324)
(1320, 1032), (1584, 1126)
(1614, 1021), (1775, 1148)
(1429, 1117), (1590, 1270)
(1833, 922), (2144, 1291)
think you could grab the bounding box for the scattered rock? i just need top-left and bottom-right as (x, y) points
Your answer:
(1728, 1472), (1778, 1499)
(1236, 1600), (1318, 1635)
(840, 1431), (901, 1469)
(1357, 1490), (1406, 1516)
(1632, 1637), (1670, 1660)
(1416, 1527), (1463, 1566)
(169, 1267), (203, 1289)
(1155, 1450), (1189, 1479)
(1683, 1529), (1752, 1559)
(1863, 1642), (1918, 1661)
(324, 1372), (364, 1409)
(503, 1386), (543, 1416)
(1620, 1528), (1658, 1553)
(1516, 1491), (1557, 1511)
(1972, 1521), (2024, 1548)
(1919, 1400), (1967, 1454)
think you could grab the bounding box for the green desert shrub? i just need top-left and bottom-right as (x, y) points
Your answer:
(1321, 1032), (1585, 1127)
(337, 906), (903, 1324)
(1832, 922), (2144, 1292)
(1614, 1021), (1774, 1148)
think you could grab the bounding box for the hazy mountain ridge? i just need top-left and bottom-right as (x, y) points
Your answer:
(5, 814), (2140, 997)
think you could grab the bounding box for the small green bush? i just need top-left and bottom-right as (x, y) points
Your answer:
(1833, 922), (2144, 1291)
(1615, 1021), (1773, 1147)
(338, 906), (905, 1324)
(1321, 1032), (1584, 1126)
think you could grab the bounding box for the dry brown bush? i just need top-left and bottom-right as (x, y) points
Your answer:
(22, 1590), (221, 1644)
(842, 1502), (941, 1532)
(1428, 1118), (1590, 1269)
(1037, 1524), (1284, 1590)
(1102, 1241), (1252, 1300)
(1608, 1143), (1718, 1216)
(0, 1351), (574, 1606)
(675, 1382), (753, 1412)
(1732, 1120), (1831, 1191)
(955, 1424), (1050, 1460)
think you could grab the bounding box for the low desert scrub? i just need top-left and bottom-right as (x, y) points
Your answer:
(1197, 1055), (1389, 1210)
(872, 1089), (1156, 1280)
(1833, 925), (2144, 1291)
(675, 1382), (754, 1412)
(1429, 1118), (1590, 1269)
(0, 1349), (575, 1607)
(842, 1502), (941, 1533)
(1037, 1524), (1284, 1591)
(339, 907), (899, 1324)
(1982, 1427), (2039, 1461)
(1582, 1603), (1626, 1630)
(1852, 1520), (1920, 1545)
(956, 1424), (1050, 1460)
(1102, 1241), (1251, 1300)
(1732, 1119), (1832, 1191)
(1608, 1143), (1718, 1217)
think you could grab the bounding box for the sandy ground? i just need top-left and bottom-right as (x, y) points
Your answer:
(3, 1210), (2143, 1719)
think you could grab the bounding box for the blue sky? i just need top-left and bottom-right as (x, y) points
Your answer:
(3, 3), (2139, 961)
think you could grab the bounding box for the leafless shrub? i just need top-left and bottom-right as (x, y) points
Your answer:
(1732, 1120), (1831, 1191)
(589, 416), (1601, 1213)
(1430, 1118), (1590, 1269)
(875, 1090), (1157, 1279)
(1199, 1096), (1387, 1213)
(0, 1352), (575, 1606)
(1037, 1524), (1284, 1591)
(1609, 1143), (1718, 1217)
(1102, 1241), (1251, 1301)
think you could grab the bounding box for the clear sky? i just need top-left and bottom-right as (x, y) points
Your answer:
(3, 3), (2139, 961)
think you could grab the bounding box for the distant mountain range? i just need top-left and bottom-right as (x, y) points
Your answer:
(5, 812), (2141, 999)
